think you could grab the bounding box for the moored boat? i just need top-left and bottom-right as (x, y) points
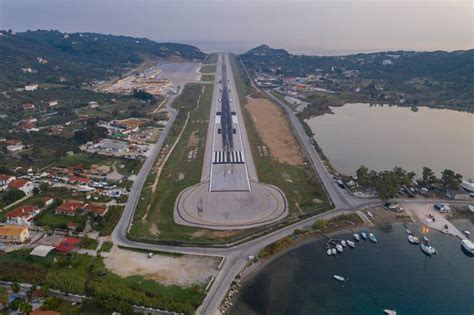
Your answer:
(341, 240), (347, 247)
(369, 233), (377, 243)
(384, 310), (397, 315)
(461, 239), (474, 255)
(347, 240), (355, 248)
(421, 242), (437, 255)
(353, 233), (360, 241)
(336, 244), (343, 252)
(463, 230), (470, 238)
(332, 248), (337, 255)
(327, 248), (332, 256)
(361, 232), (368, 240)
(333, 275), (345, 282)
(408, 234), (420, 244)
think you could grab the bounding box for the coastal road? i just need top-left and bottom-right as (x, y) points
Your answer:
(110, 55), (379, 315)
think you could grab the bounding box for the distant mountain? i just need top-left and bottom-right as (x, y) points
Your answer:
(244, 44), (290, 57)
(0, 30), (206, 89)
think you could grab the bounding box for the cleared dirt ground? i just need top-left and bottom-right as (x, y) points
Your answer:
(245, 96), (303, 165)
(104, 246), (219, 287)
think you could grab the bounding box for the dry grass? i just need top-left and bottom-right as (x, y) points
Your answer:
(245, 96), (303, 165)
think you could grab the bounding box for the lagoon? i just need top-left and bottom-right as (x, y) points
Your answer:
(305, 104), (474, 179)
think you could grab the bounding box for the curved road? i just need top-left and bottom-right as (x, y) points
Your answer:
(111, 56), (466, 315)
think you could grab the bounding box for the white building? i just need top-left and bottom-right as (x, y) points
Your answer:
(24, 84), (38, 91)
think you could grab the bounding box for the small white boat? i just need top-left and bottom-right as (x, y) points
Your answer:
(421, 243), (437, 256)
(341, 240), (347, 247)
(347, 240), (355, 248)
(461, 239), (474, 254)
(336, 244), (343, 253)
(327, 248), (332, 256)
(353, 233), (360, 241)
(463, 230), (471, 238)
(361, 232), (367, 240)
(405, 228), (412, 234)
(333, 275), (345, 282)
(408, 234), (416, 244)
(384, 310), (397, 315)
(423, 236), (429, 242)
(369, 233), (377, 243)
(332, 248), (337, 255)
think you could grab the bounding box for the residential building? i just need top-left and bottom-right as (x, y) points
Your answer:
(6, 143), (25, 153)
(0, 225), (29, 243)
(23, 103), (35, 110)
(84, 204), (108, 217)
(55, 200), (85, 216)
(47, 100), (59, 106)
(24, 84), (39, 91)
(8, 179), (34, 195)
(0, 175), (16, 190)
(42, 196), (54, 206)
(6, 205), (40, 226)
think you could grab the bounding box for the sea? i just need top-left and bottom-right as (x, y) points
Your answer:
(231, 220), (474, 315)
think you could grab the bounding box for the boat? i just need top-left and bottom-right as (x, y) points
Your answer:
(333, 275), (345, 282)
(347, 240), (355, 248)
(361, 232), (368, 240)
(365, 211), (374, 218)
(421, 243), (437, 256)
(463, 230), (471, 238)
(405, 228), (412, 234)
(327, 248), (332, 256)
(461, 239), (474, 255)
(408, 234), (420, 244)
(336, 244), (343, 253)
(332, 248), (337, 255)
(423, 236), (429, 242)
(353, 233), (360, 241)
(469, 205), (474, 213)
(341, 240), (347, 247)
(369, 233), (377, 243)
(384, 310), (397, 315)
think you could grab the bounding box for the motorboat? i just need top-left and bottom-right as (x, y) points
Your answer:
(353, 233), (360, 241)
(332, 248), (337, 255)
(423, 236), (429, 242)
(333, 275), (345, 282)
(341, 240), (347, 247)
(327, 248), (332, 256)
(384, 310), (397, 315)
(361, 232), (368, 240)
(369, 233), (377, 243)
(421, 243), (437, 256)
(336, 244), (343, 253)
(408, 234), (420, 244)
(461, 239), (474, 255)
(405, 228), (412, 234)
(347, 240), (355, 248)
(463, 230), (471, 238)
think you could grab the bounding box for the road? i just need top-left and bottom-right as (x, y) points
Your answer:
(111, 55), (468, 315)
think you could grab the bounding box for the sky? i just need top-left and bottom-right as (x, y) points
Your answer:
(0, 0), (472, 54)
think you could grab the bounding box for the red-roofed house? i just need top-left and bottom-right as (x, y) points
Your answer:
(0, 175), (16, 190)
(8, 179), (34, 195)
(6, 205), (39, 226)
(23, 103), (35, 110)
(55, 200), (85, 216)
(42, 196), (54, 206)
(54, 237), (81, 253)
(66, 176), (91, 185)
(83, 204), (108, 217)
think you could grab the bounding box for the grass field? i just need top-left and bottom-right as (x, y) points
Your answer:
(130, 83), (216, 241)
(199, 65), (217, 73)
(0, 250), (202, 314)
(200, 74), (215, 82)
(203, 53), (218, 64)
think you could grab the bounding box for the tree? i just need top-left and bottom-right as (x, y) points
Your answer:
(18, 300), (32, 314)
(356, 165), (371, 188)
(375, 171), (399, 202)
(422, 167), (437, 187)
(441, 169), (463, 192)
(0, 287), (8, 306)
(11, 282), (20, 294)
(2, 189), (26, 205)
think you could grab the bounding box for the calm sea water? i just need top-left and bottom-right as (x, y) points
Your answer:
(231, 221), (474, 315)
(305, 104), (474, 179)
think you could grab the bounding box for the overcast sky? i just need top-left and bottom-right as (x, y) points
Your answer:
(0, 0), (472, 54)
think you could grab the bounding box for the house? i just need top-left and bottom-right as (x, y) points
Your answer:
(49, 125), (64, 135)
(66, 176), (91, 185)
(21, 67), (33, 73)
(23, 103), (35, 110)
(8, 179), (34, 195)
(0, 175), (16, 190)
(6, 143), (25, 153)
(47, 100), (59, 107)
(18, 118), (37, 130)
(0, 225), (29, 243)
(54, 237), (81, 253)
(55, 200), (85, 216)
(24, 84), (38, 91)
(42, 196), (54, 206)
(6, 205), (40, 226)
(84, 204), (108, 216)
